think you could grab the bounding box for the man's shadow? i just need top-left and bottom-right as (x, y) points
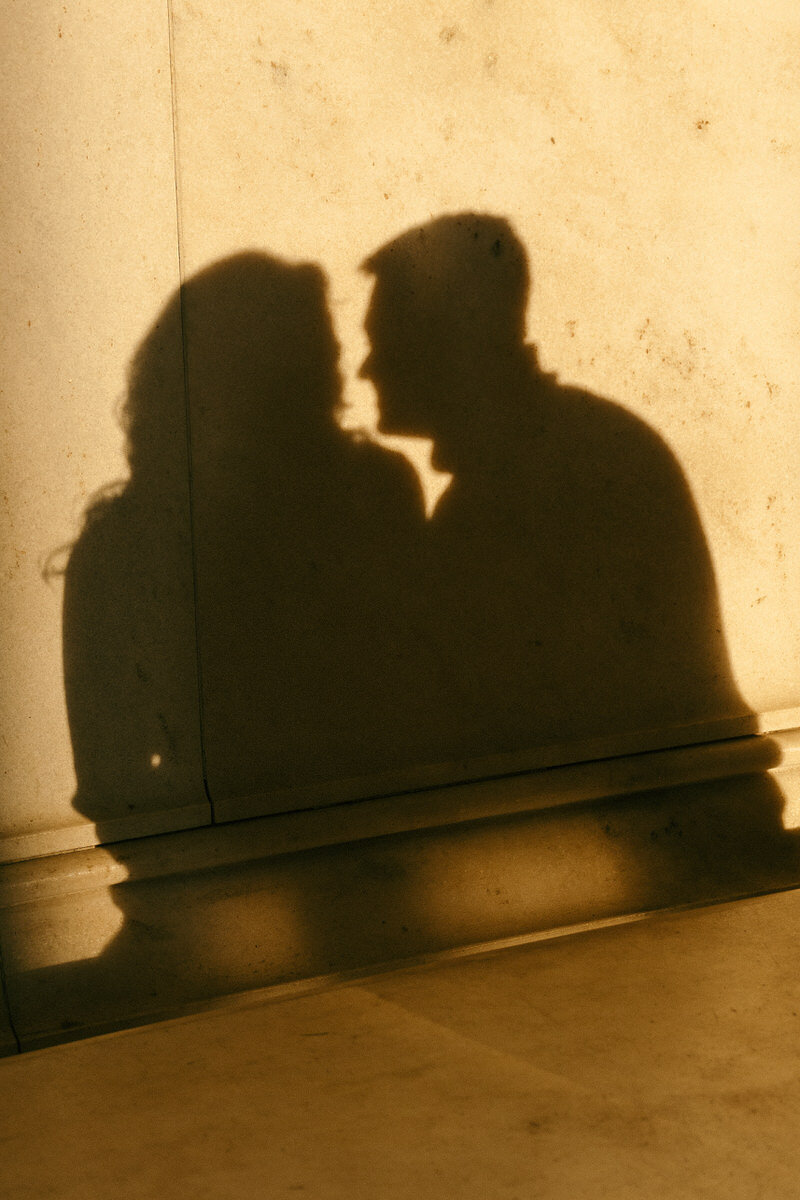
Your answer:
(360, 214), (754, 759)
(350, 213), (796, 934)
(34, 224), (797, 1037)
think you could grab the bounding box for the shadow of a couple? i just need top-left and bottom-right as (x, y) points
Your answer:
(52, 213), (794, 1019)
(66, 213), (754, 817)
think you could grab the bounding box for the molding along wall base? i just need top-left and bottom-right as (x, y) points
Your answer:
(4, 709), (798, 866)
(2, 728), (800, 1052)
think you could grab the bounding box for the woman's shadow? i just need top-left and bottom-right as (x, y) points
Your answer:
(63, 250), (428, 839)
(48, 251), (426, 1025)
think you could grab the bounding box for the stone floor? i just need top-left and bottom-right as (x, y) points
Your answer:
(2, 887), (800, 1199)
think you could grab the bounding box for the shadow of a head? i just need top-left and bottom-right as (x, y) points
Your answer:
(361, 213), (532, 466)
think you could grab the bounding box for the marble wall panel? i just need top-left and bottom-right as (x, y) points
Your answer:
(0, 3), (208, 860)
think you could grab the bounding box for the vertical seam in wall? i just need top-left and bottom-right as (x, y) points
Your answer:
(166, 0), (215, 824)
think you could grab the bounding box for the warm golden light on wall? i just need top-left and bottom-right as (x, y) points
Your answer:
(1, 1), (799, 863)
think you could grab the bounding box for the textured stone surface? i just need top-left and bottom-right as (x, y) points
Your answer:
(2, 887), (800, 1198)
(0, 2), (207, 858)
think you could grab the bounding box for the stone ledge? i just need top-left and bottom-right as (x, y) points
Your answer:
(2, 727), (798, 908)
(2, 740), (799, 1052)
(3, 708), (798, 866)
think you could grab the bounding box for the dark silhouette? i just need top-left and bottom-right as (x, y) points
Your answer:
(355, 211), (793, 917)
(361, 214), (752, 760)
(63, 252), (427, 831)
(29, 225), (795, 1045)
(62, 226), (775, 833)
